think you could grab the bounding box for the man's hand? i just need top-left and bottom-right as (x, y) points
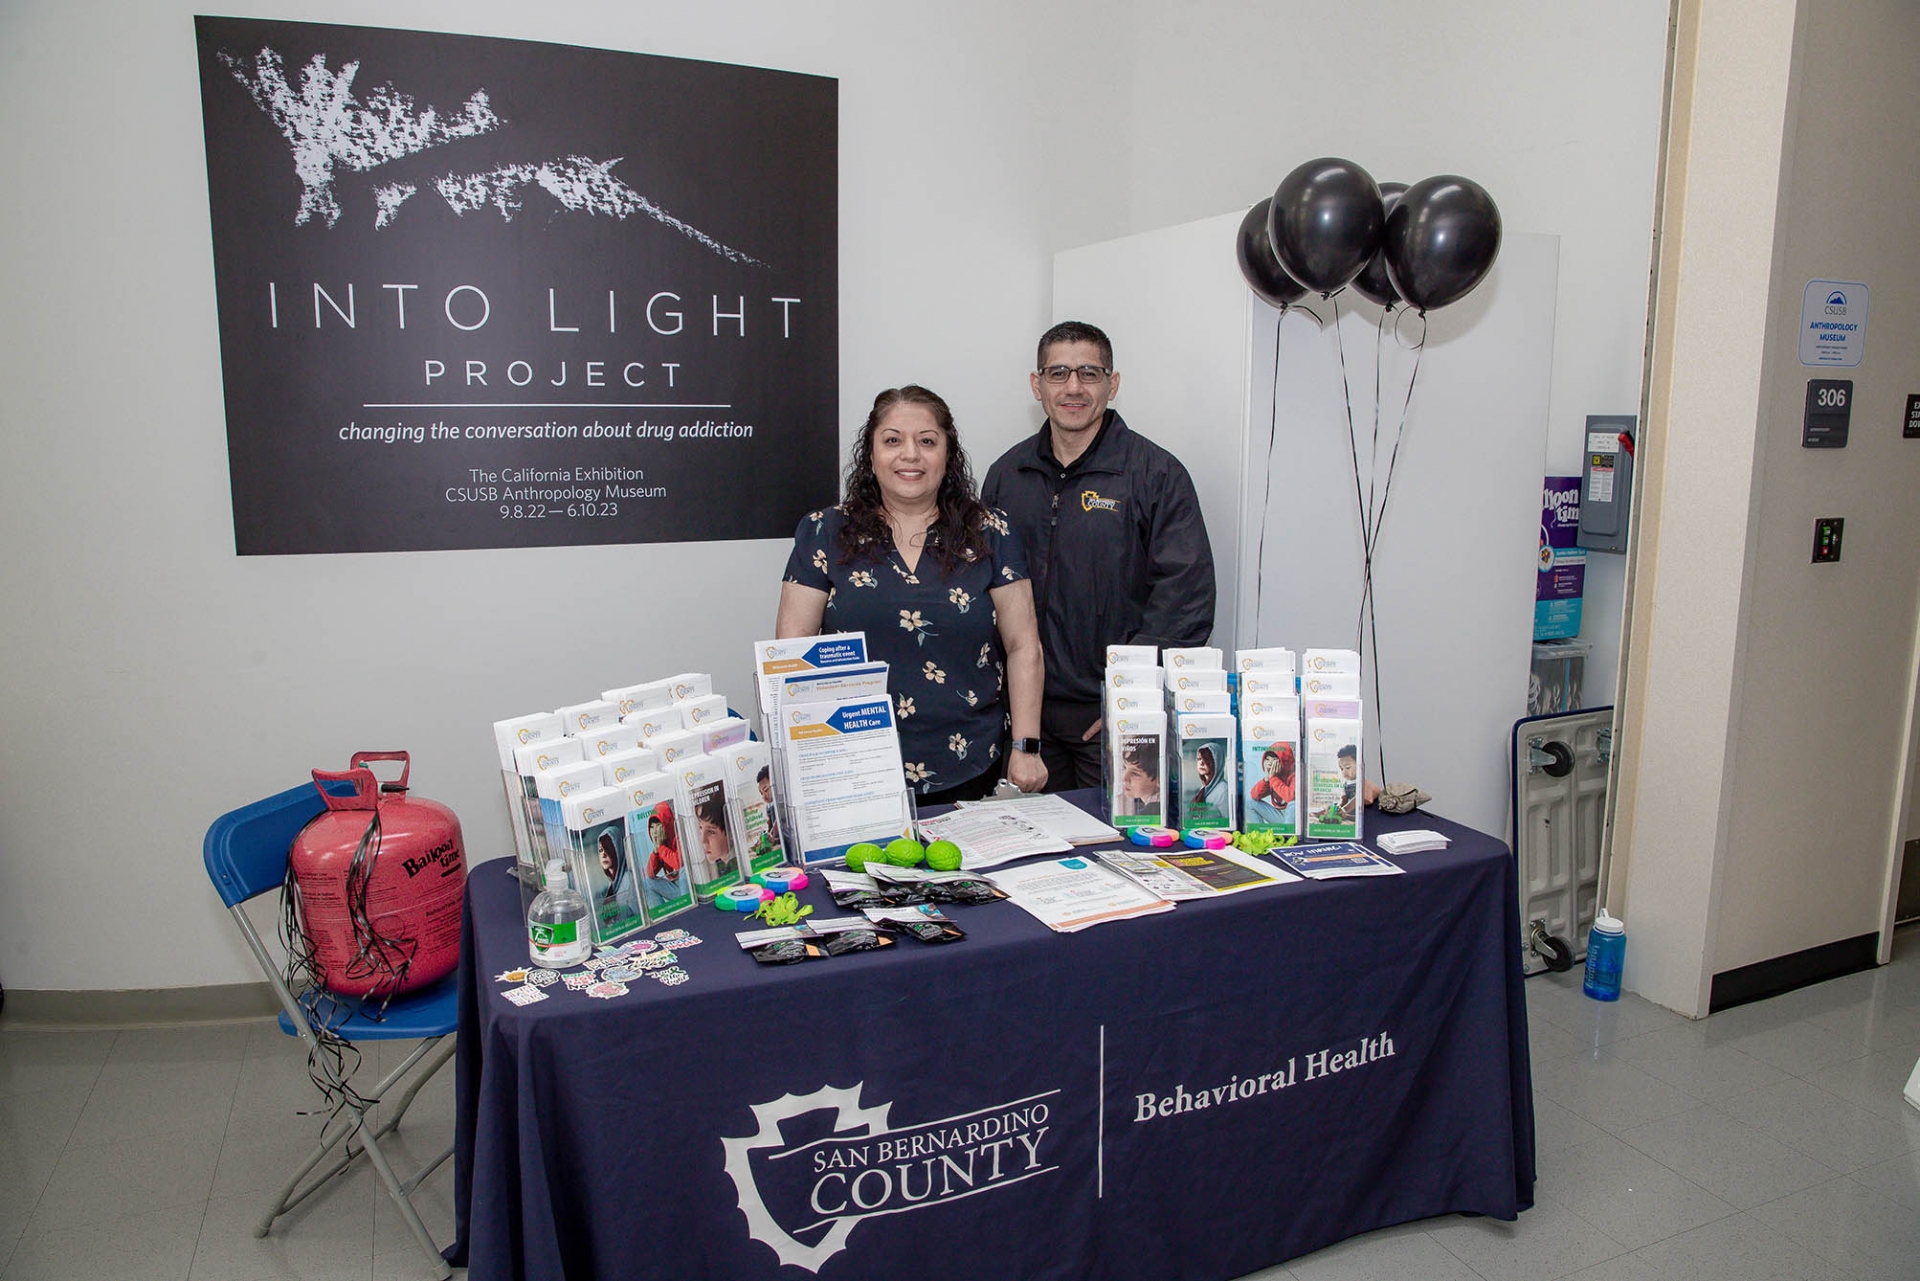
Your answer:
(1080, 718), (1103, 742)
(1008, 750), (1049, 793)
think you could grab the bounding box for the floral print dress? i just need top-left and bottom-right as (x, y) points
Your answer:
(783, 506), (1029, 795)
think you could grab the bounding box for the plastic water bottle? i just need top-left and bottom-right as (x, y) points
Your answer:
(528, 858), (592, 969)
(1582, 909), (1626, 1001)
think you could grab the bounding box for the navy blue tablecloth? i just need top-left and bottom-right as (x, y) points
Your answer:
(450, 798), (1534, 1280)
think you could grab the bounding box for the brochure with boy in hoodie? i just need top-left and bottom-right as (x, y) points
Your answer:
(626, 772), (694, 921)
(563, 785), (647, 942)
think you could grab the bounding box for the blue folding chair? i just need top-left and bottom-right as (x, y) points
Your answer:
(204, 778), (457, 1280)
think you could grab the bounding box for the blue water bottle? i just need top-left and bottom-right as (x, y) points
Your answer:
(1582, 909), (1626, 1001)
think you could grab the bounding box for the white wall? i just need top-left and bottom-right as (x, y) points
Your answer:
(1713, 0), (1920, 972)
(1612, 0), (1801, 1016)
(1051, 215), (1252, 653)
(0, 1), (1674, 993)
(1101, 0), (1672, 710)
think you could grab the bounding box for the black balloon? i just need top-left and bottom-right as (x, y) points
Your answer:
(1382, 175), (1502, 313)
(1348, 182), (1409, 309)
(1267, 157), (1384, 296)
(1235, 199), (1308, 310)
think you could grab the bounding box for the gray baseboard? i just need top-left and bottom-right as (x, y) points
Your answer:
(0, 982), (279, 1028)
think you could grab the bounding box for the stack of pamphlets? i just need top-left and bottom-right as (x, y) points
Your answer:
(493, 712), (565, 870)
(914, 806), (1073, 869)
(1163, 648), (1234, 832)
(1099, 847), (1297, 900)
(1266, 842), (1403, 879)
(1374, 829), (1449, 854)
(1104, 650), (1166, 830)
(778, 685), (912, 866)
(751, 634), (868, 851)
(490, 670), (738, 905)
(952, 793), (1121, 845)
(1300, 649), (1364, 842)
(1235, 649), (1298, 839)
(751, 634), (868, 739)
(768, 652), (891, 862)
(987, 856), (1175, 932)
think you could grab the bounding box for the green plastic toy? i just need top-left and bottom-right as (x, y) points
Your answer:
(925, 839), (963, 871)
(884, 837), (926, 867)
(845, 842), (884, 872)
(1232, 830), (1301, 856)
(750, 891), (813, 928)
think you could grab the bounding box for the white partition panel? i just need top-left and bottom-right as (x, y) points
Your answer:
(1057, 218), (1558, 836)
(1053, 212), (1253, 651)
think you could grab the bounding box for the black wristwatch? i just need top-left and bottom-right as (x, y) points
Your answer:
(1010, 737), (1041, 755)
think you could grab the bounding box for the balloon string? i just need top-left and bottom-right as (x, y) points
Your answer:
(1252, 308), (1285, 645)
(1332, 292), (1369, 653)
(1368, 312), (1428, 573)
(1359, 310), (1429, 786)
(1356, 309), (1388, 646)
(1366, 306), (1387, 565)
(1357, 309), (1389, 786)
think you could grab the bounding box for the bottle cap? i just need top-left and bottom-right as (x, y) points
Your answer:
(544, 859), (567, 888)
(1592, 909), (1624, 935)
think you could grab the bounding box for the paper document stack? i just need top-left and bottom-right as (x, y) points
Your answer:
(988, 857), (1175, 932)
(1266, 842), (1404, 879)
(953, 793), (1121, 845)
(1099, 848), (1296, 901)
(1375, 830), (1449, 855)
(1235, 648), (1299, 839)
(914, 806), (1073, 870)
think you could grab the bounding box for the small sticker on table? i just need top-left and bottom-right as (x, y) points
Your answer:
(501, 985), (547, 1006)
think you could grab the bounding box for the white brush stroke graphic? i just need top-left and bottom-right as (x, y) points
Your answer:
(434, 156), (764, 264)
(373, 182), (417, 229)
(219, 47), (501, 228)
(218, 43), (766, 262)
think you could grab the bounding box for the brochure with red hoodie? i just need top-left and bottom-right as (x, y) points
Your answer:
(624, 772), (694, 923)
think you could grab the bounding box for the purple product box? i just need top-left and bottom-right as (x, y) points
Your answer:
(1536, 477), (1585, 640)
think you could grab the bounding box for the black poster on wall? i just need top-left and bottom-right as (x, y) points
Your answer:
(194, 16), (838, 555)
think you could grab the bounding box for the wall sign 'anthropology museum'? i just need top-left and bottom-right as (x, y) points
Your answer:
(195, 16), (838, 554)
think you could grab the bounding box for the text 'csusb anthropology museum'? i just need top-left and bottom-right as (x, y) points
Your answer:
(195, 16), (837, 554)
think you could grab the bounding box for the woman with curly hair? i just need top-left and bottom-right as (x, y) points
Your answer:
(777, 385), (1046, 804)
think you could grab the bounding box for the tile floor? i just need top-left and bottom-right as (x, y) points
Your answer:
(1, 927), (1916, 1281)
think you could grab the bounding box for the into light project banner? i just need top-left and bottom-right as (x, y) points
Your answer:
(194, 17), (838, 555)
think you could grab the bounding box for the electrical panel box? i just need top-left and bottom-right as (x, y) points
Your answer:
(1577, 415), (1634, 554)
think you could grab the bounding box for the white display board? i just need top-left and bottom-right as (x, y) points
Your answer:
(1056, 218), (1557, 836)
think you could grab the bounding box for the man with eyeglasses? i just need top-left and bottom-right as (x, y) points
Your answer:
(982, 320), (1215, 791)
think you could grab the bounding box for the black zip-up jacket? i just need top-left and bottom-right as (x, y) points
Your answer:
(981, 410), (1216, 705)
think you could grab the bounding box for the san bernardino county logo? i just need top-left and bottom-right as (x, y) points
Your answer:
(1079, 490), (1119, 513)
(721, 1083), (1060, 1272)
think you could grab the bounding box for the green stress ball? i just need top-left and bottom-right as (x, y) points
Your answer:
(884, 837), (926, 867)
(925, 839), (963, 872)
(845, 842), (884, 872)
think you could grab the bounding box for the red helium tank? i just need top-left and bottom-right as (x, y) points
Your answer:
(290, 752), (466, 998)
